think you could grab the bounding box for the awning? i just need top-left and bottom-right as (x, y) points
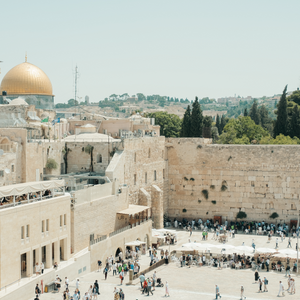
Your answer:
(125, 240), (146, 246)
(0, 180), (65, 197)
(117, 204), (150, 216)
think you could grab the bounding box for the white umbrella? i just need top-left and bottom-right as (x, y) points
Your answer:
(182, 243), (213, 251)
(235, 246), (254, 252)
(278, 249), (298, 256)
(175, 247), (195, 252)
(256, 247), (277, 254)
(215, 244), (236, 250)
(273, 252), (298, 259)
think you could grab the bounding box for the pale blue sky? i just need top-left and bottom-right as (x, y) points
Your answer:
(2, 0), (300, 103)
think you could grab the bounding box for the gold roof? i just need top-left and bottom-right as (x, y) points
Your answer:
(0, 62), (53, 96)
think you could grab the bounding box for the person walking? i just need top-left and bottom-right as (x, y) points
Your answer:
(290, 278), (295, 294)
(65, 277), (69, 290)
(240, 285), (245, 300)
(285, 264), (291, 276)
(275, 238), (279, 249)
(142, 279), (148, 294)
(97, 259), (102, 272)
(35, 284), (41, 296)
(287, 275), (291, 292)
(165, 281), (170, 297)
(215, 285), (221, 299)
(152, 271), (157, 291)
(254, 271), (259, 283)
(94, 280), (99, 295)
(112, 262), (117, 276)
(278, 281), (284, 297)
(287, 237), (292, 248)
(147, 279), (153, 296)
(189, 227), (192, 236)
(263, 277), (268, 292)
(103, 266), (108, 280)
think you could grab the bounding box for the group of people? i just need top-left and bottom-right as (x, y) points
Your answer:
(1, 189), (53, 206)
(52, 276), (100, 300)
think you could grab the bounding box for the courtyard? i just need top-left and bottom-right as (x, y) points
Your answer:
(36, 229), (300, 300)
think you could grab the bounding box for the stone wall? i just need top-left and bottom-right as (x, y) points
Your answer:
(166, 138), (300, 224)
(71, 183), (129, 253)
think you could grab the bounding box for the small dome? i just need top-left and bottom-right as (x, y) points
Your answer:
(0, 62), (53, 96)
(8, 97), (28, 106)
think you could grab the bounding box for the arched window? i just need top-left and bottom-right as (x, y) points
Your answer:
(97, 154), (102, 163)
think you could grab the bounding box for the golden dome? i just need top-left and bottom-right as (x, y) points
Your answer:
(0, 62), (53, 96)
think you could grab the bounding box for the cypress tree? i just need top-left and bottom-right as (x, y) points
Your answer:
(216, 114), (221, 134)
(259, 105), (269, 129)
(249, 100), (260, 125)
(181, 105), (191, 137)
(274, 85), (288, 137)
(288, 105), (300, 138)
(244, 108), (248, 117)
(190, 97), (203, 137)
(220, 115), (226, 133)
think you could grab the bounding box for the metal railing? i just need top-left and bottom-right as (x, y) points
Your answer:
(90, 217), (152, 246)
(0, 193), (66, 210)
(90, 235), (107, 245)
(132, 259), (165, 280)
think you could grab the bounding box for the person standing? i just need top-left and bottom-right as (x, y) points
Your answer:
(286, 264), (291, 276)
(76, 278), (80, 290)
(165, 281), (170, 297)
(240, 286), (245, 300)
(258, 278), (262, 293)
(97, 260), (102, 272)
(266, 258), (270, 272)
(139, 273), (145, 289)
(94, 280), (99, 295)
(278, 281), (284, 297)
(112, 262), (117, 276)
(287, 237), (292, 248)
(65, 277), (69, 290)
(275, 238), (279, 249)
(40, 262), (44, 274)
(120, 269), (124, 285)
(190, 227), (192, 236)
(290, 278), (295, 294)
(153, 271), (157, 291)
(263, 277), (268, 292)
(35, 262), (40, 276)
(35, 284), (41, 296)
(215, 285), (221, 299)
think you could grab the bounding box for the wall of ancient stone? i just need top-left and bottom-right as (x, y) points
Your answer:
(166, 138), (300, 224)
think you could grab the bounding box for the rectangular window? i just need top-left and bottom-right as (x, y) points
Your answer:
(64, 214), (66, 226)
(145, 172), (147, 184)
(21, 226), (24, 239)
(134, 174), (137, 185)
(11, 165), (14, 172)
(42, 220), (45, 233)
(154, 170), (157, 181)
(26, 225), (30, 237)
(0, 170), (3, 177)
(60, 215), (63, 227)
(46, 219), (49, 231)
(134, 152), (136, 162)
(163, 169), (165, 179)
(148, 149), (151, 158)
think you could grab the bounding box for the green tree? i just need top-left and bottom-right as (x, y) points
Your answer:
(260, 134), (300, 145)
(249, 100), (260, 125)
(218, 116), (269, 144)
(288, 105), (300, 138)
(190, 97), (203, 137)
(68, 99), (78, 107)
(137, 93), (146, 101)
(181, 105), (191, 137)
(220, 115), (227, 133)
(203, 116), (213, 138)
(244, 108), (248, 117)
(216, 114), (221, 134)
(274, 85), (288, 137)
(259, 105), (273, 134)
(287, 90), (300, 105)
(146, 112), (182, 137)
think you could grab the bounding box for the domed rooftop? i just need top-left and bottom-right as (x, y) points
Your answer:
(8, 97), (29, 106)
(0, 62), (53, 96)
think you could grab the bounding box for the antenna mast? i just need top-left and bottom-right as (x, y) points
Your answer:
(74, 65), (78, 116)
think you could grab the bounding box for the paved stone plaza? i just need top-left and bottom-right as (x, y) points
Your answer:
(36, 230), (300, 300)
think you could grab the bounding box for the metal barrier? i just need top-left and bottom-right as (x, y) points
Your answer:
(90, 235), (107, 245)
(132, 259), (165, 280)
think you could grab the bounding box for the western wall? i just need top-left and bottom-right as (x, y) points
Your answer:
(165, 138), (300, 224)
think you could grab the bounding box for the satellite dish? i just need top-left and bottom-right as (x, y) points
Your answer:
(5, 168), (10, 174)
(0, 149), (3, 156)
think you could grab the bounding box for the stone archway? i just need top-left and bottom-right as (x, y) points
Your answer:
(115, 247), (123, 261)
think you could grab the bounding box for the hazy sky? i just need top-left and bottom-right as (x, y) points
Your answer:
(2, 0), (300, 103)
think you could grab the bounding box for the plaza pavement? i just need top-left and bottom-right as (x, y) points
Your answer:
(35, 229), (300, 300)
